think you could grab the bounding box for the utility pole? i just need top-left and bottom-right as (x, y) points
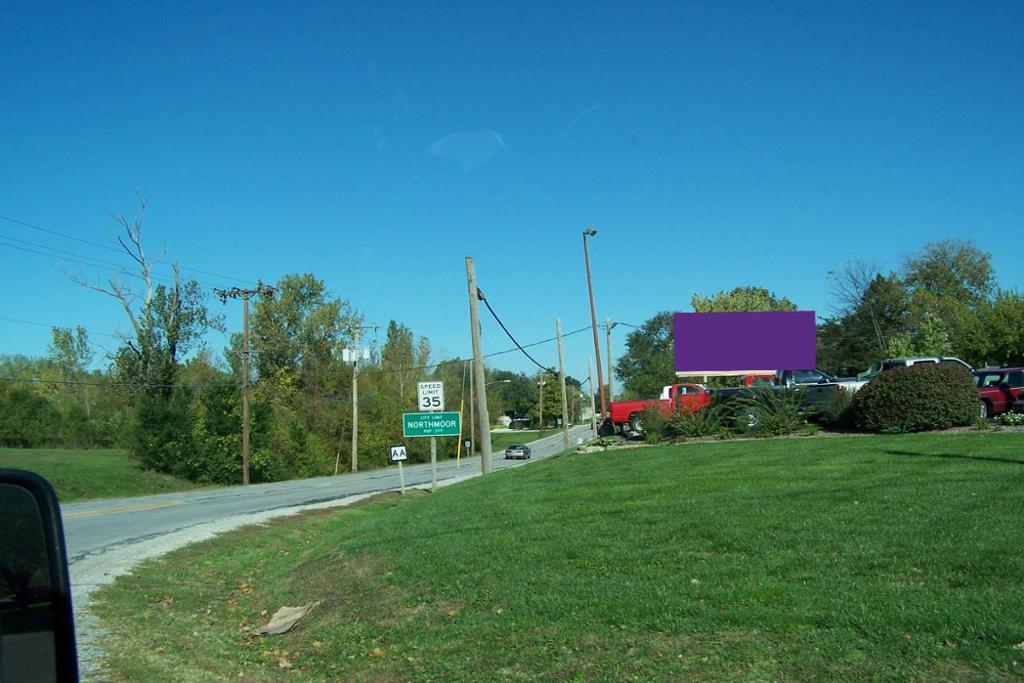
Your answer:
(343, 325), (376, 473)
(556, 318), (570, 450)
(215, 284), (276, 486)
(350, 326), (361, 473)
(582, 228), (606, 419)
(605, 319), (616, 403)
(587, 357), (598, 434)
(465, 257), (492, 474)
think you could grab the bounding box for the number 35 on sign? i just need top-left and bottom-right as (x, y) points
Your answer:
(417, 382), (444, 411)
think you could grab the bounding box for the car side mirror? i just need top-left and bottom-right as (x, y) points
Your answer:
(0, 469), (78, 682)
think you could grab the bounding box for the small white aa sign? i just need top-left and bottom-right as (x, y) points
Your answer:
(389, 444), (408, 463)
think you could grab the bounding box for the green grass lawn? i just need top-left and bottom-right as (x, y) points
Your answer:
(0, 448), (200, 503)
(92, 432), (1024, 681)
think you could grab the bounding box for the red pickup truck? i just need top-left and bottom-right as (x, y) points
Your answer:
(600, 383), (710, 435)
(975, 368), (1024, 418)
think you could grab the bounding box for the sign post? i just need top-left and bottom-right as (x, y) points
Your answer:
(389, 444), (408, 495)
(401, 412), (462, 491)
(416, 382), (447, 493)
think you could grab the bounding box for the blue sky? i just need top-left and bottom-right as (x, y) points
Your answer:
(1, 1), (1022, 384)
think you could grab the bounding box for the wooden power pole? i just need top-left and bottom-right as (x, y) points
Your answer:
(215, 284), (276, 486)
(344, 324), (377, 473)
(465, 257), (492, 474)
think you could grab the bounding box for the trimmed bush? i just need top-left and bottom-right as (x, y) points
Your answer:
(852, 363), (977, 433)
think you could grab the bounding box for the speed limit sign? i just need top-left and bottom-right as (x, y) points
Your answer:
(417, 381), (444, 412)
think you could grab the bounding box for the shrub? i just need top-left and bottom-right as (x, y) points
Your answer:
(820, 388), (856, 431)
(998, 412), (1024, 426)
(732, 389), (807, 437)
(129, 390), (195, 476)
(639, 407), (668, 443)
(852, 363), (977, 433)
(667, 397), (727, 438)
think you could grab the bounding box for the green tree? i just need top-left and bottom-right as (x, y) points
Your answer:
(901, 239), (994, 365)
(886, 312), (953, 358)
(528, 373), (565, 429)
(903, 239), (994, 306)
(74, 207), (223, 473)
(48, 326), (93, 379)
(245, 273), (358, 479)
(615, 312), (675, 400)
(691, 286), (798, 313)
(975, 290), (1024, 367)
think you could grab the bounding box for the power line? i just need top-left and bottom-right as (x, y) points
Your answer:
(483, 325), (591, 358)
(0, 238), (181, 287)
(0, 237), (245, 293)
(0, 213), (256, 286)
(0, 315), (123, 339)
(475, 288), (552, 372)
(0, 233), (157, 276)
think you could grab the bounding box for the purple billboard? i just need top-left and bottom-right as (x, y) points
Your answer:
(674, 311), (816, 375)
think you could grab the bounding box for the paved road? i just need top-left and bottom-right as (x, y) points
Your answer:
(63, 425), (593, 564)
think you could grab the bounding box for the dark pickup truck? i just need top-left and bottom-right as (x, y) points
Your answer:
(714, 369), (845, 428)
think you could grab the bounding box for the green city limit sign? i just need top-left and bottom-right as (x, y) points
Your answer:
(402, 411), (462, 437)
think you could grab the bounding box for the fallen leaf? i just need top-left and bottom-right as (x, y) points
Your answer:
(944, 639), (958, 649)
(447, 610), (460, 618)
(251, 602), (322, 636)
(370, 648), (383, 658)
(277, 656), (293, 669)
(237, 581), (253, 594)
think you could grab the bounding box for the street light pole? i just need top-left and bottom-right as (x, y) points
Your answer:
(537, 377), (546, 437)
(582, 228), (607, 419)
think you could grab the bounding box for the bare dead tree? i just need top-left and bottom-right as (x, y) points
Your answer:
(827, 259), (887, 352)
(64, 199), (169, 343)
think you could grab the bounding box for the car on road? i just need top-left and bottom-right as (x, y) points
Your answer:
(504, 444), (531, 459)
(974, 367), (1024, 418)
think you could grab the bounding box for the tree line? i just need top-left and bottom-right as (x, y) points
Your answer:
(0, 212), (583, 482)
(614, 239), (1023, 400)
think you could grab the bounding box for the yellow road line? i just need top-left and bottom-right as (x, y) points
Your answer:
(64, 501), (182, 519)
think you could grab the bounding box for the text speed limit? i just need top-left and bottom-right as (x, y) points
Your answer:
(417, 381), (444, 412)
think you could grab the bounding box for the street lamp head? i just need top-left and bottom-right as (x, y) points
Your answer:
(583, 227), (597, 237)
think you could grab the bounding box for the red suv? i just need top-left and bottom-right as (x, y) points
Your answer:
(974, 368), (1024, 418)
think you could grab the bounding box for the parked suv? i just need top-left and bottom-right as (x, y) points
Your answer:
(858, 356), (972, 381)
(974, 368), (1024, 418)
